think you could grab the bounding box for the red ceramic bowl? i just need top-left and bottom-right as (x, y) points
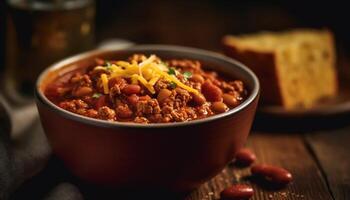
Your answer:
(35, 45), (259, 192)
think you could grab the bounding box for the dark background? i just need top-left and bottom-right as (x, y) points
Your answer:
(1, 0), (350, 74)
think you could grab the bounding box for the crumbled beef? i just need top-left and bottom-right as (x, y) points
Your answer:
(230, 80), (245, 93)
(59, 99), (88, 113)
(175, 88), (191, 109)
(136, 99), (161, 116)
(167, 59), (201, 72)
(134, 116), (149, 124)
(70, 74), (92, 87)
(98, 106), (116, 120)
(221, 81), (235, 93)
(154, 78), (170, 92)
(116, 104), (133, 118)
(196, 103), (213, 117)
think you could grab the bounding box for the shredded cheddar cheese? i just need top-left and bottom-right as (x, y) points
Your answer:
(101, 73), (109, 94)
(94, 55), (199, 95)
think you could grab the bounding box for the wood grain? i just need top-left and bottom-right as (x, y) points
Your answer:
(9, 132), (335, 200)
(187, 133), (333, 200)
(306, 127), (350, 200)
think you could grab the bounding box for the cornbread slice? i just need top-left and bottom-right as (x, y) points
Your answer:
(223, 29), (338, 109)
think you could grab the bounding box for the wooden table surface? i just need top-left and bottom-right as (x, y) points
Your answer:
(9, 123), (349, 200)
(187, 127), (350, 200)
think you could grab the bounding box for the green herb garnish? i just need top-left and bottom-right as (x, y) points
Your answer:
(105, 61), (111, 67)
(92, 93), (102, 98)
(168, 68), (177, 76)
(183, 71), (192, 79)
(105, 61), (113, 71)
(169, 82), (177, 89)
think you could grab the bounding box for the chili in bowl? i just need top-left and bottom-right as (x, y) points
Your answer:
(45, 53), (248, 123)
(35, 45), (259, 192)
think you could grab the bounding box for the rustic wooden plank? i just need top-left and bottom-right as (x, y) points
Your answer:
(187, 133), (333, 200)
(305, 127), (350, 200)
(9, 132), (333, 200)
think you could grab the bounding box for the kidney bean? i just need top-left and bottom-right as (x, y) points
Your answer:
(74, 86), (93, 97)
(192, 93), (206, 105)
(220, 184), (254, 200)
(116, 105), (133, 118)
(139, 95), (151, 101)
(223, 93), (239, 107)
(211, 102), (228, 113)
(122, 84), (141, 95)
(95, 95), (107, 109)
(45, 85), (68, 98)
(190, 74), (205, 84)
(202, 81), (223, 102)
(157, 89), (172, 103)
(127, 94), (139, 106)
(251, 164), (293, 185)
(85, 109), (98, 118)
(98, 106), (116, 120)
(234, 148), (256, 167)
(212, 79), (222, 87)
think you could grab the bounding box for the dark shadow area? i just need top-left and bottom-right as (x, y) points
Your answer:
(10, 156), (190, 200)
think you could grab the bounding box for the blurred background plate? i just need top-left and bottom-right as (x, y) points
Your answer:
(258, 81), (350, 117)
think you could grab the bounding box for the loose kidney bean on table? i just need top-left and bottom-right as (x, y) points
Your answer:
(233, 148), (256, 167)
(220, 184), (254, 200)
(251, 164), (293, 185)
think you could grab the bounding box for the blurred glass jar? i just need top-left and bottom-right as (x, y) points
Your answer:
(4, 0), (95, 101)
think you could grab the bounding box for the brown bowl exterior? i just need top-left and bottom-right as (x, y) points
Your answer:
(35, 45), (259, 192)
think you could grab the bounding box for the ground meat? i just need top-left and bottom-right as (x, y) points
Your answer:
(98, 106), (116, 120)
(148, 113), (163, 123)
(154, 78), (169, 92)
(134, 116), (149, 124)
(174, 88), (192, 109)
(160, 104), (197, 122)
(116, 104), (133, 118)
(71, 74), (92, 87)
(162, 88), (192, 109)
(170, 107), (197, 122)
(221, 81), (236, 93)
(59, 99), (88, 113)
(196, 103), (214, 118)
(85, 109), (99, 118)
(136, 99), (161, 116)
(189, 81), (202, 90)
(230, 80), (245, 93)
(109, 85), (122, 101)
(167, 59), (201, 72)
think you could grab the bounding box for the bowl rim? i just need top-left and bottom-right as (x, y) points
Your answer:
(35, 44), (260, 129)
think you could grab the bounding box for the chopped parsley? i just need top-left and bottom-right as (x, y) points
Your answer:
(105, 61), (113, 71)
(183, 71), (192, 79)
(168, 68), (177, 76)
(169, 82), (177, 89)
(92, 93), (102, 98)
